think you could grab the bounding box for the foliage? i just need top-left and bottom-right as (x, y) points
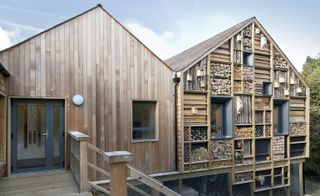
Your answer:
(301, 54), (320, 180)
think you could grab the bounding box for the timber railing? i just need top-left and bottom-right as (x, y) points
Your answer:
(68, 130), (180, 195)
(87, 144), (181, 196)
(68, 131), (89, 192)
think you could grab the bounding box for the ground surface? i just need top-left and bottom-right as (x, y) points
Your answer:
(305, 179), (320, 196)
(0, 170), (91, 196)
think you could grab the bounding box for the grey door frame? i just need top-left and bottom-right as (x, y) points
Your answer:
(11, 99), (64, 173)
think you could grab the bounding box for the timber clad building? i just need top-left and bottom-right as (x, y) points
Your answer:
(0, 4), (310, 196)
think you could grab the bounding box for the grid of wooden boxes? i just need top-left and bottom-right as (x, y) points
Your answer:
(181, 21), (308, 194)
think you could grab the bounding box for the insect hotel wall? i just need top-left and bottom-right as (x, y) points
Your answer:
(175, 19), (309, 195)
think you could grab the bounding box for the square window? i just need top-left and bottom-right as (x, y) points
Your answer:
(132, 101), (157, 141)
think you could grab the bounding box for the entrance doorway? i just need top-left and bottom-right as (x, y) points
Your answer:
(11, 99), (64, 173)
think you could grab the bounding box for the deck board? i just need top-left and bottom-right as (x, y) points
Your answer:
(0, 170), (91, 196)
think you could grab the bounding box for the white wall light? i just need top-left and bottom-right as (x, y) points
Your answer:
(72, 94), (84, 106)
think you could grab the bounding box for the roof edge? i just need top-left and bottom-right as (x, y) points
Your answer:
(0, 5), (101, 53)
(180, 17), (255, 72)
(0, 62), (10, 77)
(0, 4), (174, 71)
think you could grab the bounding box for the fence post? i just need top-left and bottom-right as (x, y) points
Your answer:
(104, 151), (132, 196)
(68, 131), (90, 192)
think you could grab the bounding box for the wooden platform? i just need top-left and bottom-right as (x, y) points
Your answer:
(0, 170), (91, 196)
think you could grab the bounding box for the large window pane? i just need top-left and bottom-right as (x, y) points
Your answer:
(17, 103), (46, 169)
(132, 101), (156, 140)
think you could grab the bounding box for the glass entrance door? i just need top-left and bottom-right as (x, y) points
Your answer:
(11, 100), (64, 173)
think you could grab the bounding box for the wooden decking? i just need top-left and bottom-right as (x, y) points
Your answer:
(0, 170), (91, 196)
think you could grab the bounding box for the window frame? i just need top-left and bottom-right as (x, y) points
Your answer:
(211, 96), (233, 139)
(131, 100), (159, 143)
(273, 99), (289, 136)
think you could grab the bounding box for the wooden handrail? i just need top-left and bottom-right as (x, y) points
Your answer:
(87, 144), (181, 196)
(128, 165), (181, 196)
(68, 130), (90, 193)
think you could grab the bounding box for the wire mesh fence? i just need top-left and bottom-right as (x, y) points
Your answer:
(232, 183), (251, 196)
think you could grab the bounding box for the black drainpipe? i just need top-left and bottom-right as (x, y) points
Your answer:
(173, 73), (181, 171)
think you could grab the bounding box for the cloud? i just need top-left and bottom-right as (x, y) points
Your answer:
(126, 20), (175, 59)
(0, 26), (11, 50)
(0, 20), (43, 33)
(125, 14), (238, 60)
(0, 5), (65, 18)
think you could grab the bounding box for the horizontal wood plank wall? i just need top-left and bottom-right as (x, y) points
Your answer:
(0, 7), (175, 173)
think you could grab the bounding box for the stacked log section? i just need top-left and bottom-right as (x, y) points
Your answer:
(211, 140), (233, 160)
(289, 122), (306, 136)
(234, 127), (253, 138)
(243, 67), (254, 80)
(273, 48), (288, 69)
(273, 136), (285, 160)
(243, 81), (253, 94)
(234, 172), (253, 183)
(210, 63), (231, 95)
(243, 25), (253, 51)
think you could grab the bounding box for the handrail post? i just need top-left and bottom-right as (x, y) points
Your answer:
(104, 151), (132, 196)
(68, 131), (90, 192)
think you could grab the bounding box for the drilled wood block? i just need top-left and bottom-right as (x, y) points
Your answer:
(190, 127), (207, 141)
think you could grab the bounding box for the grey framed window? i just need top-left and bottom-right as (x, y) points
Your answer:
(273, 99), (289, 135)
(132, 101), (157, 141)
(211, 97), (233, 138)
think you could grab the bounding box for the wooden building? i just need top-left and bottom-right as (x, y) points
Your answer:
(167, 17), (310, 195)
(0, 5), (309, 196)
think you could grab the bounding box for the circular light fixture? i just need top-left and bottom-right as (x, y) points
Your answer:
(72, 94), (84, 106)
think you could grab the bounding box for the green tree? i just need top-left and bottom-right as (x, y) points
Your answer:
(301, 54), (320, 180)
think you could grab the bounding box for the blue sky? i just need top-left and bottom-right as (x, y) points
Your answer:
(0, 0), (319, 70)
